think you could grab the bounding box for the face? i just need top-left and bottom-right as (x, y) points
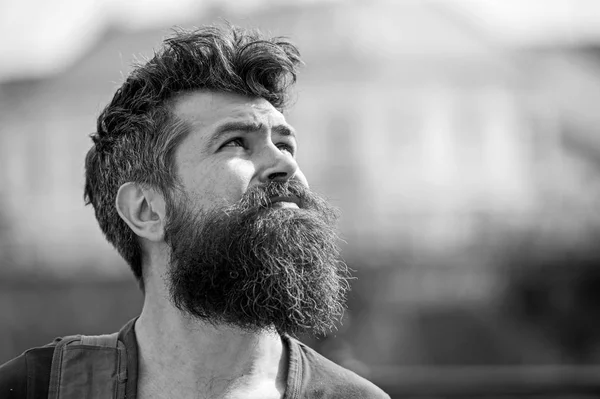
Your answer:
(161, 90), (351, 336)
(172, 90), (309, 211)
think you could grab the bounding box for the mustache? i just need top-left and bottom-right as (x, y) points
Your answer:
(238, 180), (311, 209)
(224, 180), (340, 226)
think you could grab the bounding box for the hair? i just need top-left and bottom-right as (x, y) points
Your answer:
(83, 24), (302, 288)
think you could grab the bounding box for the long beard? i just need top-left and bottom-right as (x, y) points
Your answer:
(163, 180), (351, 337)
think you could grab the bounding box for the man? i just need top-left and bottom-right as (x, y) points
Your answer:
(0, 25), (390, 398)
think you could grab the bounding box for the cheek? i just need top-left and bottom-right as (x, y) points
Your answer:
(221, 165), (253, 203)
(192, 159), (255, 206)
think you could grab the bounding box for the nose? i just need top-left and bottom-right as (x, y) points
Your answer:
(257, 143), (299, 183)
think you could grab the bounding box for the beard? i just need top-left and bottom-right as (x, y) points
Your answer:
(163, 180), (351, 337)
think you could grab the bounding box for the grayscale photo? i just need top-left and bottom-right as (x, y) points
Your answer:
(1, 0), (600, 398)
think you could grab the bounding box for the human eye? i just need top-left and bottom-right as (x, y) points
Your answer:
(276, 143), (296, 156)
(220, 137), (245, 150)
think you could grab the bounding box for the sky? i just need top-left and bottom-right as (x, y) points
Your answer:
(1, 0), (600, 82)
(451, 0), (600, 46)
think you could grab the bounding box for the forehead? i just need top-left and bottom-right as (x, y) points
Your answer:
(172, 90), (287, 132)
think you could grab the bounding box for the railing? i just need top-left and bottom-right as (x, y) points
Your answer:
(370, 366), (600, 398)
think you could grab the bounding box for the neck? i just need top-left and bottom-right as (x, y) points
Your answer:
(135, 287), (288, 398)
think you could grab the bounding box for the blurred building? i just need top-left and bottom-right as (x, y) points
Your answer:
(2, 0), (600, 367)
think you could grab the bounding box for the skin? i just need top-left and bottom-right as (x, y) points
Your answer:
(115, 90), (309, 399)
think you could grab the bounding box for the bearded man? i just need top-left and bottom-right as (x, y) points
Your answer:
(0, 25), (389, 398)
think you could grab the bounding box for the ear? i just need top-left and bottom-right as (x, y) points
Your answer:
(115, 182), (167, 242)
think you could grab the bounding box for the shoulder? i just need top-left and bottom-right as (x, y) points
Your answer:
(0, 344), (56, 399)
(0, 321), (136, 399)
(287, 337), (390, 399)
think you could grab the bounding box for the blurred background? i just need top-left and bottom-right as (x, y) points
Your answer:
(2, 0), (600, 397)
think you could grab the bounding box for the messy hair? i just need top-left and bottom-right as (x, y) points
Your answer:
(83, 24), (302, 288)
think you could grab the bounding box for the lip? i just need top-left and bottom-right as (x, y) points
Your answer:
(269, 195), (300, 207)
(270, 201), (299, 209)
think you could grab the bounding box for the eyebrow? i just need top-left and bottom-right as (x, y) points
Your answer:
(206, 121), (296, 150)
